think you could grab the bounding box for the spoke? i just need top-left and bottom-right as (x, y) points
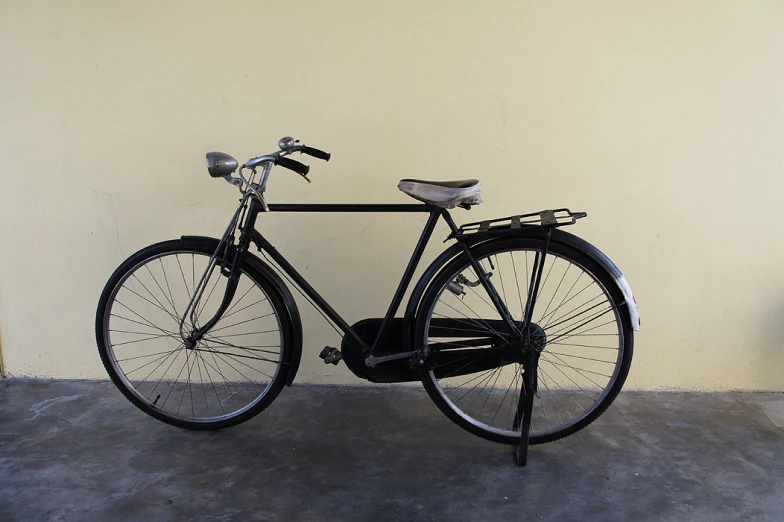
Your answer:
(187, 350), (196, 417)
(538, 356), (596, 404)
(549, 322), (620, 346)
(491, 367), (518, 425)
(140, 351), (176, 401)
(538, 365), (584, 413)
(198, 349), (240, 410)
(176, 255), (192, 298)
(544, 301), (609, 333)
(197, 345), (282, 370)
(441, 298), (505, 339)
(495, 255), (507, 305)
(465, 367), (501, 411)
(546, 305), (615, 339)
(510, 251), (526, 322)
(548, 341), (618, 350)
(538, 262), (571, 322)
(143, 264), (177, 315)
(540, 278), (593, 327)
(537, 376), (549, 432)
(193, 349), (210, 412)
(175, 350), (196, 416)
(478, 365), (504, 417)
(434, 307), (499, 338)
(547, 318), (618, 346)
(204, 345), (266, 384)
(195, 265), (222, 317)
(194, 351), (223, 414)
(111, 333), (176, 347)
(220, 297), (270, 322)
(455, 366), (501, 404)
(110, 313), (178, 337)
(544, 293), (604, 331)
(430, 316), (511, 338)
(539, 371), (565, 424)
(462, 278), (505, 318)
(437, 352), (490, 380)
(160, 352), (191, 409)
(442, 365), (496, 394)
(542, 351), (606, 389)
(209, 329), (279, 339)
(110, 328), (179, 337)
(123, 284), (180, 325)
(131, 346), (182, 391)
(208, 313), (275, 334)
(534, 256), (556, 304)
(429, 354), (474, 371)
(202, 336), (282, 355)
(505, 364), (520, 427)
(124, 346), (181, 376)
(222, 285), (255, 318)
(117, 349), (183, 363)
(159, 258), (178, 313)
(114, 301), (179, 339)
(199, 347), (242, 408)
(131, 274), (181, 323)
(543, 358), (612, 379)
(144, 346), (184, 399)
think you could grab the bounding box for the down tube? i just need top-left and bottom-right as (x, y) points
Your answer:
(251, 231), (369, 350)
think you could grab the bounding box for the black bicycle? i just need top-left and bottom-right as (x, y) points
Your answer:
(96, 136), (640, 465)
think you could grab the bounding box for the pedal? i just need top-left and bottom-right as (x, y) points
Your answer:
(319, 346), (342, 365)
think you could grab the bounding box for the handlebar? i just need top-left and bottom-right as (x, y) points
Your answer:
(275, 156), (310, 175)
(301, 146), (331, 161)
(243, 138), (330, 175)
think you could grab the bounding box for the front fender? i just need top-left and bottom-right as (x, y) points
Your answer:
(180, 235), (304, 385)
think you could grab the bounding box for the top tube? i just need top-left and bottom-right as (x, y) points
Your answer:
(265, 204), (437, 213)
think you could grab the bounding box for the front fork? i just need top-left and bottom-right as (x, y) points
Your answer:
(457, 227), (552, 466)
(183, 198), (260, 347)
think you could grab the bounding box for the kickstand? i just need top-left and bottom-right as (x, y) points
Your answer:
(513, 351), (539, 466)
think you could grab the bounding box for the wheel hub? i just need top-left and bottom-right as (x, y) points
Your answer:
(521, 323), (547, 354)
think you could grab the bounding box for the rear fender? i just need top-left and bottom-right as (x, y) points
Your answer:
(404, 227), (640, 347)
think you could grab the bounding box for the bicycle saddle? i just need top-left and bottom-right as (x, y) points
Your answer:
(398, 179), (482, 209)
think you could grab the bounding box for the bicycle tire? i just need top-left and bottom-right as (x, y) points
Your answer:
(415, 236), (634, 445)
(96, 239), (294, 430)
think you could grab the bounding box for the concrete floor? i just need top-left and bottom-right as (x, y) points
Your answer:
(1, 381), (783, 522)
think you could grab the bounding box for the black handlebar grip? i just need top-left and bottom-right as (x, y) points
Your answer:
(301, 146), (331, 161)
(276, 156), (310, 175)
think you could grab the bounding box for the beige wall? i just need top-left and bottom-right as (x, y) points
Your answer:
(1, 1), (783, 390)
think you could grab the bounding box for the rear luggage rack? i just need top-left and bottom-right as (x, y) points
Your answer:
(452, 208), (586, 239)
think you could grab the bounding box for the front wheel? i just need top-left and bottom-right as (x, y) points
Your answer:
(415, 237), (634, 445)
(95, 239), (294, 430)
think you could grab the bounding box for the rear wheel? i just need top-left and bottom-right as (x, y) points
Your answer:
(96, 239), (293, 430)
(416, 237), (634, 445)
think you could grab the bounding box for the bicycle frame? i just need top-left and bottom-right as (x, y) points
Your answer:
(189, 197), (532, 361)
(254, 203), (441, 355)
